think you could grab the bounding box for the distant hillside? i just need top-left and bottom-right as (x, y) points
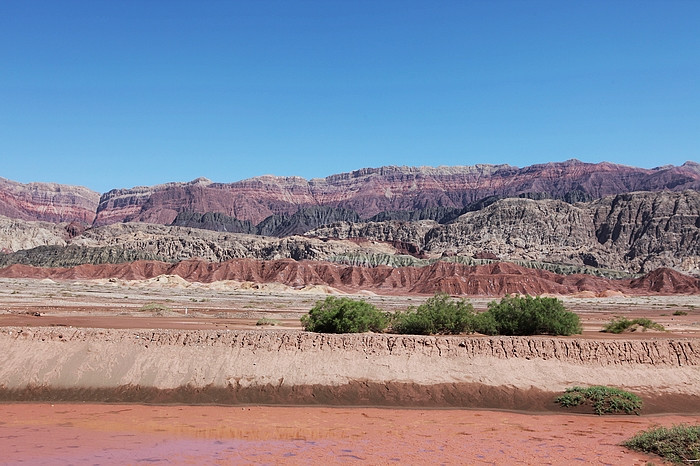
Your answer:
(1, 160), (698, 277)
(2, 160), (698, 228)
(308, 190), (700, 275)
(92, 160), (700, 225)
(1, 258), (698, 296)
(0, 177), (99, 224)
(0, 190), (698, 275)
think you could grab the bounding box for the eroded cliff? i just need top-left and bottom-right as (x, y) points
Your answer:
(0, 177), (99, 224)
(93, 161), (700, 225)
(309, 190), (700, 274)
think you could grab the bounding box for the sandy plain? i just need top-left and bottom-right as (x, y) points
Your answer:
(0, 276), (699, 464)
(1, 276), (699, 336)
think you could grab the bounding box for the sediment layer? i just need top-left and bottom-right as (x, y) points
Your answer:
(1, 259), (698, 296)
(1, 328), (698, 410)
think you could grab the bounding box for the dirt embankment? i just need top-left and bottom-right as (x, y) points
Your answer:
(1, 328), (698, 411)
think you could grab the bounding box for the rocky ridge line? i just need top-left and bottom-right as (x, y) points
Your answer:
(308, 190), (700, 274)
(93, 160), (700, 225)
(0, 177), (99, 224)
(1, 190), (698, 275)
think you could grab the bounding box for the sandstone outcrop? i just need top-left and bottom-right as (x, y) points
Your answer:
(0, 177), (99, 224)
(0, 215), (69, 253)
(2, 190), (698, 276)
(93, 160), (700, 225)
(0, 222), (399, 268)
(0, 258), (698, 296)
(309, 190), (700, 274)
(2, 161), (698, 277)
(171, 205), (361, 237)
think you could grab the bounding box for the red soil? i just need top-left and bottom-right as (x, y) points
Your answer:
(0, 259), (698, 296)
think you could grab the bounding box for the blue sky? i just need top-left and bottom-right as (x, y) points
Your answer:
(1, 0), (698, 193)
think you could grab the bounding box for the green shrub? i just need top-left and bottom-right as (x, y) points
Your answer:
(139, 303), (172, 314)
(673, 310), (689, 316)
(301, 296), (389, 333)
(256, 318), (280, 326)
(555, 386), (642, 415)
(478, 295), (582, 336)
(602, 317), (665, 334)
(473, 311), (499, 336)
(623, 424), (700, 463)
(391, 293), (476, 335)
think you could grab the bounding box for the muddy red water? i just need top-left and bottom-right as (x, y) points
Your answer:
(2, 404), (697, 465)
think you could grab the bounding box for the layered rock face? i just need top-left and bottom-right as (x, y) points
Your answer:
(0, 215), (68, 253)
(2, 161), (698, 278)
(1, 258), (698, 296)
(1, 190), (698, 275)
(0, 222), (398, 266)
(93, 160), (700, 226)
(0, 177), (99, 224)
(309, 190), (700, 274)
(171, 205), (361, 237)
(94, 176), (317, 226)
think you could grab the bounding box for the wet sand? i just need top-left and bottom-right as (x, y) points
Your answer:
(2, 403), (695, 465)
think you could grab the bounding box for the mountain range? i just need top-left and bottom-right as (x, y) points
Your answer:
(2, 159), (699, 226)
(1, 159), (698, 293)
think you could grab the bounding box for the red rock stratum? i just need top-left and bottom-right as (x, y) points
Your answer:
(93, 160), (700, 225)
(0, 177), (99, 224)
(0, 259), (698, 296)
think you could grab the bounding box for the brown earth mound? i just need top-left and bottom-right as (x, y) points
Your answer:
(0, 259), (698, 296)
(629, 267), (700, 293)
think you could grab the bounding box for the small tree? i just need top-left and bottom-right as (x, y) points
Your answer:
(479, 295), (582, 336)
(392, 293), (477, 335)
(301, 296), (389, 333)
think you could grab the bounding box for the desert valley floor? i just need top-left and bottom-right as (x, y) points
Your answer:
(1, 276), (699, 464)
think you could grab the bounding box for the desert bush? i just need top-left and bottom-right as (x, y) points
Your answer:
(673, 310), (689, 316)
(478, 295), (582, 336)
(139, 303), (172, 312)
(255, 318), (280, 326)
(301, 296), (389, 333)
(473, 311), (499, 336)
(623, 424), (700, 463)
(555, 386), (642, 415)
(391, 293), (476, 335)
(602, 317), (665, 334)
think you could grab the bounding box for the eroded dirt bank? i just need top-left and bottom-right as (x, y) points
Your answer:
(1, 328), (698, 411)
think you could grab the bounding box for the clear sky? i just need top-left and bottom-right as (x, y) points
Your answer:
(1, 0), (698, 193)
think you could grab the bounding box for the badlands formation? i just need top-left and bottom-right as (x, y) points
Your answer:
(0, 160), (698, 414)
